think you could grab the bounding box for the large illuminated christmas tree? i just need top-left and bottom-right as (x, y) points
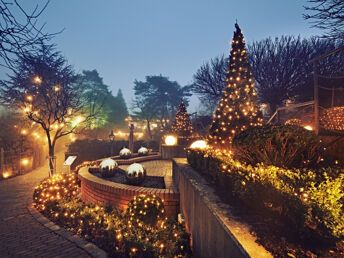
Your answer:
(208, 23), (263, 149)
(171, 101), (194, 137)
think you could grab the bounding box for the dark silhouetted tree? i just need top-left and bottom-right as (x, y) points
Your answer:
(78, 69), (110, 128)
(248, 36), (344, 112)
(107, 89), (129, 128)
(192, 56), (228, 111)
(0, 0), (56, 68)
(132, 75), (192, 138)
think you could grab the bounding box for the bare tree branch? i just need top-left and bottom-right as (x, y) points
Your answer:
(0, 0), (60, 69)
(304, 0), (344, 39)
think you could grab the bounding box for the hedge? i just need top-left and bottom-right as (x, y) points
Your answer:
(186, 148), (344, 242)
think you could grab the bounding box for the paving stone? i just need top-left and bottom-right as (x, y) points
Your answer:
(0, 151), (91, 257)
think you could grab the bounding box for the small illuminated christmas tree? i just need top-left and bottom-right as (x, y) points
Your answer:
(171, 101), (194, 138)
(208, 23), (263, 149)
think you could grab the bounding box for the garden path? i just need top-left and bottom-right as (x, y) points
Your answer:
(0, 150), (90, 257)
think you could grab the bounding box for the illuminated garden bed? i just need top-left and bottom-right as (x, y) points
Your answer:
(186, 148), (344, 257)
(33, 173), (191, 257)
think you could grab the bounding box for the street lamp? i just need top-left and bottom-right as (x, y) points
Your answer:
(109, 130), (115, 156)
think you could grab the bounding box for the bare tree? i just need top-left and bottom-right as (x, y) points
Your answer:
(192, 37), (344, 115)
(0, 0), (56, 68)
(304, 0), (344, 39)
(192, 55), (228, 111)
(0, 44), (92, 175)
(248, 36), (344, 113)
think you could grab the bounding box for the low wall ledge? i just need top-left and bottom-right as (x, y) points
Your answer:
(173, 158), (272, 258)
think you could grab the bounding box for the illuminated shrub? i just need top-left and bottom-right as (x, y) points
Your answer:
(186, 148), (344, 242)
(232, 125), (323, 168)
(33, 173), (80, 212)
(32, 179), (192, 257)
(320, 106), (344, 131)
(284, 118), (302, 126)
(126, 194), (165, 227)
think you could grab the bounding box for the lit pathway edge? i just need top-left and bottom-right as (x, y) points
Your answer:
(28, 204), (108, 258)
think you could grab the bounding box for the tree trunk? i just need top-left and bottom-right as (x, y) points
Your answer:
(48, 144), (56, 176)
(46, 131), (56, 176)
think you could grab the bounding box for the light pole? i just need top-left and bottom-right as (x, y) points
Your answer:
(19, 129), (27, 175)
(109, 130), (115, 156)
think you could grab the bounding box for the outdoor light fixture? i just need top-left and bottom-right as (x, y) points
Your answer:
(165, 135), (177, 146)
(33, 76), (42, 84)
(109, 130), (115, 156)
(2, 172), (10, 179)
(21, 158), (29, 165)
(189, 140), (208, 149)
(304, 125), (313, 131)
(109, 130), (115, 142)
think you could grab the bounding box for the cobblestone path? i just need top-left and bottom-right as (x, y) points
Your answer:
(0, 152), (90, 258)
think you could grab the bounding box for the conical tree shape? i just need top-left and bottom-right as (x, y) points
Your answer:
(208, 23), (263, 149)
(171, 101), (194, 137)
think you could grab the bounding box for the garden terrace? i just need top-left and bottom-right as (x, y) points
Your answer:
(78, 160), (179, 218)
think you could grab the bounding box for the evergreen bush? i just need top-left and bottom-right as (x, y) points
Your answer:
(232, 125), (323, 168)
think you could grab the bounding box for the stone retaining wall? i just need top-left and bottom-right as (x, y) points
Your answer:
(78, 166), (179, 218)
(173, 158), (272, 258)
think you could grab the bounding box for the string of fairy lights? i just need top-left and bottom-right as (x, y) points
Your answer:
(33, 174), (190, 256)
(320, 106), (344, 131)
(22, 75), (84, 142)
(208, 23), (263, 149)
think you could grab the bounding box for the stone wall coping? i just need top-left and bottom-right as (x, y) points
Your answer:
(97, 153), (161, 165)
(78, 165), (178, 195)
(173, 158), (272, 258)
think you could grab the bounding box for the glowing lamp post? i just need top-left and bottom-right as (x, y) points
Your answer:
(161, 135), (184, 159)
(109, 130), (115, 156)
(2, 171), (10, 179)
(165, 135), (177, 146)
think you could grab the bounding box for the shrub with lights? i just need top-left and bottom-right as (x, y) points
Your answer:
(186, 147), (344, 242)
(33, 177), (191, 257)
(284, 118), (302, 126)
(33, 173), (80, 212)
(208, 23), (263, 150)
(126, 194), (165, 227)
(320, 106), (344, 131)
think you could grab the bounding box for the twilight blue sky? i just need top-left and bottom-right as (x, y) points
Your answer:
(17, 0), (322, 112)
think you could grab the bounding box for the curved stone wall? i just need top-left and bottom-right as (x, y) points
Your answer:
(78, 164), (179, 218)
